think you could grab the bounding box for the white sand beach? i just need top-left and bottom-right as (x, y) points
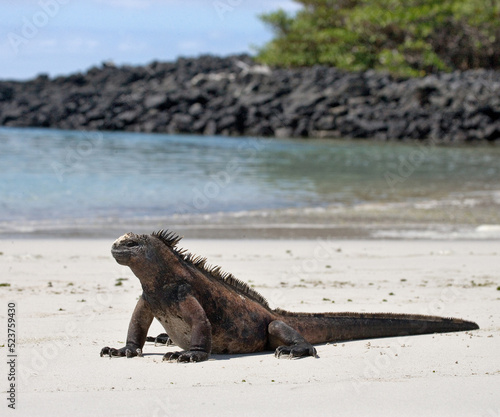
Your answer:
(1, 237), (499, 417)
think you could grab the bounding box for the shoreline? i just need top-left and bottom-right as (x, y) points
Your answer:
(2, 203), (500, 240)
(2, 224), (500, 240)
(0, 237), (498, 416)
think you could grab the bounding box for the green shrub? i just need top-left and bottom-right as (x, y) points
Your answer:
(256, 0), (500, 76)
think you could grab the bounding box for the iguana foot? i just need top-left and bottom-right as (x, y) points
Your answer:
(275, 342), (317, 359)
(162, 350), (209, 363)
(146, 333), (174, 346)
(268, 320), (318, 359)
(100, 346), (143, 358)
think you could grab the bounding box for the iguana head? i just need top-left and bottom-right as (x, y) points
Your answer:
(111, 232), (147, 266)
(111, 231), (179, 292)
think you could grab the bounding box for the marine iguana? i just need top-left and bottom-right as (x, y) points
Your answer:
(100, 230), (479, 362)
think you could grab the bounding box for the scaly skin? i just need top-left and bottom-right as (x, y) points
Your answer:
(100, 230), (479, 363)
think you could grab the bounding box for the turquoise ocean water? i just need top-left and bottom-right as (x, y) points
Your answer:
(1, 127), (499, 238)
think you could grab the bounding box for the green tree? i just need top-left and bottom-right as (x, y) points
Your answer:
(256, 0), (500, 76)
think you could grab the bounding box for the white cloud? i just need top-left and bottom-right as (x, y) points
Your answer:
(37, 38), (58, 48)
(64, 37), (100, 52)
(94, 0), (203, 8)
(270, 1), (301, 12)
(118, 40), (149, 52)
(177, 39), (205, 52)
(1, 0), (301, 79)
(1, 35), (99, 58)
(93, 0), (155, 8)
(94, 0), (300, 12)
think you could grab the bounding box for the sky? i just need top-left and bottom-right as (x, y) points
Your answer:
(0, 0), (301, 80)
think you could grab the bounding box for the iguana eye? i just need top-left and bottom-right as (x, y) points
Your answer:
(126, 241), (139, 248)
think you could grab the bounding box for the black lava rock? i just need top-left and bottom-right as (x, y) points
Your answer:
(1, 54), (499, 143)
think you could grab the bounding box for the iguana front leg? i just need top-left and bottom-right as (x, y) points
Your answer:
(100, 295), (154, 358)
(163, 295), (212, 363)
(268, 320), (317, 359)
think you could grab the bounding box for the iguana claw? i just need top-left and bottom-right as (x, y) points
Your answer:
(100, 345), (142, 358)
(162, 350), (209, 363)
(275, 343), (317, 359)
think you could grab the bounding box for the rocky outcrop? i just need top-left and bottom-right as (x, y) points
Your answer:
(1, 54), (499, 143)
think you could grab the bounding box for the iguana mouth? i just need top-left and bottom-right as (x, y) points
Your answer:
(111, 248), (131, 264)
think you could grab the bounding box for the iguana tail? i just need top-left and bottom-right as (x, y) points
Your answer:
(276, 310), (479, 344)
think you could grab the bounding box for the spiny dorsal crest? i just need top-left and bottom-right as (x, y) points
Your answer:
(151, 229), (270, 308)
(151, 229), (183, 247)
